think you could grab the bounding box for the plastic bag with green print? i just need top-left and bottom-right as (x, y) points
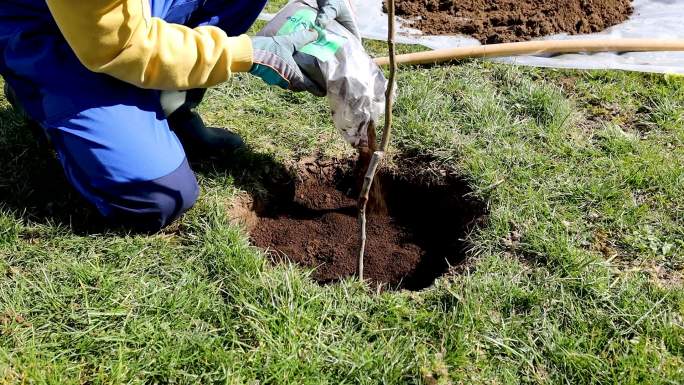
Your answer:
(258, 0), (388, 148)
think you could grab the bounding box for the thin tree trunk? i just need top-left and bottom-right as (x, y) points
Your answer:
(358, 0), (398, 281)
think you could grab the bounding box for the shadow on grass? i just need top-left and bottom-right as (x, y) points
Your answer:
(0, 107), (295, 235)
(0, 107), (103, 233)
(190, 145), (297, 206)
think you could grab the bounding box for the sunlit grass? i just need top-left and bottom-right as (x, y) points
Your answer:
(0, 1), (683, 383)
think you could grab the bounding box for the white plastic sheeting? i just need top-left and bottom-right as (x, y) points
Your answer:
(263, 0), (684, 74)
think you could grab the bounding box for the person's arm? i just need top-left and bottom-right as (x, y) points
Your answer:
(45, 0), (253, 90)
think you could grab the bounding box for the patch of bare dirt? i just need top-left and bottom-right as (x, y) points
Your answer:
(391, 0), (633, 44)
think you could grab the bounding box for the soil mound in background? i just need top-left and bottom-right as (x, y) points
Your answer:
(247, 158), (485, 290)
(392, 0), (633, 44)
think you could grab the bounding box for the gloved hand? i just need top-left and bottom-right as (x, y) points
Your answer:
(316, 0), (361, 39)
(250, 30), (325, 96)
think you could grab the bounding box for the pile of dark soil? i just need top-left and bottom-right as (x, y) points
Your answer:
(392, 0), (633, 44)
(246, 158), (486, 290)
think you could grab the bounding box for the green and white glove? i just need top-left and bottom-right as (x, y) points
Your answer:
(249, 30), (325, 96)
(316, 0), (361, 39)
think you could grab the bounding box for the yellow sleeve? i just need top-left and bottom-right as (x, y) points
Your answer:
(45, 0), (254, 90)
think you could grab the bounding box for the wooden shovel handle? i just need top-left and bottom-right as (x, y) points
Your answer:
(374, 38), (684, 66)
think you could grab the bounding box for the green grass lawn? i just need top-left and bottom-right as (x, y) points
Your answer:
(2, 5), (684, 384)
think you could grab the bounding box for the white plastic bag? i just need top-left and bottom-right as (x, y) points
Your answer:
(258, 1), (388, 148)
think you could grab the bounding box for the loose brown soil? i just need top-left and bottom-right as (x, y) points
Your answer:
(391, 0), (633, 44)
(244, 158), (486, 290)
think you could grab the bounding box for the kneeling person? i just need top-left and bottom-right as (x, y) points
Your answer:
(0, 0), (358, 231)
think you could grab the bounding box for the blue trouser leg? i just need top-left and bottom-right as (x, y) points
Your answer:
(151, 0), (267, 34)
(159, 0), (268, 113)
(188, 0), (268, 34)
(0, 0), (266, 230)
(45, 99), (200, 231)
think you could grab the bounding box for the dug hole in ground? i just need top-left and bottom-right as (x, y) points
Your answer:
(232, 156), (487, 291)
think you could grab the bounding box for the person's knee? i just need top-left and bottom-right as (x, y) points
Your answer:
(100, 159), (200, 231)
